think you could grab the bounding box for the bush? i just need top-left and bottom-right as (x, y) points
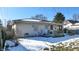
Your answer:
(53, 29), (64, 37)
(43, 47), (49, 51)
(53, 34), (64, 38)
(1, 29), (16, 50)
(5, 44), (9, 50)
(68, 30), (75, 35)
(64, 28), (68, 33)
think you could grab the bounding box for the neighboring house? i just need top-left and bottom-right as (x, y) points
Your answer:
(9, 18), (63, 37)
(63, 20), (79, 30)
(63, 20), (72, 29)
(63, 20), (79, 34)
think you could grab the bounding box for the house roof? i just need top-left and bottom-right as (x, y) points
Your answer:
(63, 20), (79, 25)
(13, 18), (49, 22)
(11, 18), (62, 25)
(68, 20), (79, 24)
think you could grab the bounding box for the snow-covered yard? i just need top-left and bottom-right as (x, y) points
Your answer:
(4, 40), (29, 51)
(5, 35), (79, 51)
(18, 35), (79, 51)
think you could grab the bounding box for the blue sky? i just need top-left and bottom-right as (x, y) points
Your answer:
(0, 7), (79, 25)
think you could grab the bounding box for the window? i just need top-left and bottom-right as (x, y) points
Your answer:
(32, 25), (38, 31)
(24, 33), (29, 35)
(50, 25), (53, 30)
(59, 25), (62, 30)
(45, 25), (48, 29)
(50, 31), (52, 34)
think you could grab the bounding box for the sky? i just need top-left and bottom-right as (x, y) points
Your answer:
(0, 7), (79, 26)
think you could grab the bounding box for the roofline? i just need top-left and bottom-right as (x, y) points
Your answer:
(13, 18), (49, 21)
(12, 21), (62, 26)
(11, 18), (62, 25)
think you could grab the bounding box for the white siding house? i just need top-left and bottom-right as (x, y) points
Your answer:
(63, 20), (79, 30)
(11, 19), (63, 37)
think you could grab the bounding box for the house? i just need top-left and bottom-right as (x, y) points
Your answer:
(63, 20), (79, 34)
(9, 18), (63, 37)
(63, 20), (79, 30)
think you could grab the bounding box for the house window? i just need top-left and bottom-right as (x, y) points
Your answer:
(45, 25), (48, 29)
(32, 24), (34, 27)
(32, 25), (38, 31)
(50, 31), (52, 34)
(50, 25), (53, 30)
(59, 25), (62, 30)
(24, 33), (29, 35)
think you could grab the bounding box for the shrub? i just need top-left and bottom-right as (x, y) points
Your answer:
(43, 47), (49, 51)
(68, 30), (75, 35)
(53, 34), (64, 38)
(1, 29), (16, 50)
(53, 29), (64, 37)
(64, 28), (68, 33)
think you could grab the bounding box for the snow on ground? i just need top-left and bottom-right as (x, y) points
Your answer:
(5, 35), (79, 51)
(5, 40), (15, 46)
(18, 38), (49, 51)
(5, 40), (29, 51)
(18, 35), (79, 51)
(8, 44), (29, 51)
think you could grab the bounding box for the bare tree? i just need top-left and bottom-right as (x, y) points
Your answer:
(73, 14), (79, 21)
(31, 14), (47, 21)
